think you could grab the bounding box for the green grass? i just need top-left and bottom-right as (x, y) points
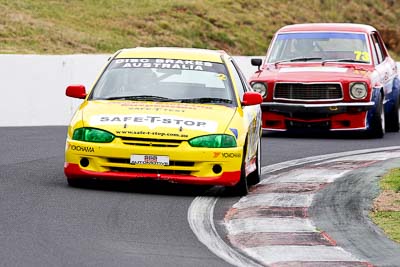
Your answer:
(379, 168), (400, 192)
(370, 212), (400, 243)
(1, 0), (400, 58)
(370, 168), (400, 243)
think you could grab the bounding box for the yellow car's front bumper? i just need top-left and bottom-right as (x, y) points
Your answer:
(64, 137), (244, 186)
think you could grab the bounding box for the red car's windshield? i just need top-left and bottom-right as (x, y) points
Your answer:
(267, 32), (370, 64)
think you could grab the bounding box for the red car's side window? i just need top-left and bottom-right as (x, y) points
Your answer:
(371, 32), (387, 64)
(372, 34), (383, 63)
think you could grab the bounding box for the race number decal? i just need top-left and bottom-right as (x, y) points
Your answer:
(354, 51), (370, 61)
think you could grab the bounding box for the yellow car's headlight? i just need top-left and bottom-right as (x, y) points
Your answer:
(189, 134), (237, 148)
(72, 128), (115, 143)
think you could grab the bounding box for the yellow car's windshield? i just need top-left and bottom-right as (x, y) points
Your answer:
(90, 58), (235, 105)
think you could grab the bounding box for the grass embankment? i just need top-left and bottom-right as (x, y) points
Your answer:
(370, 168), (400, 243)
(1, 0), (400, 59)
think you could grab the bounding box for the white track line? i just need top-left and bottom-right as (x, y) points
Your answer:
(187, 193), (263, 267)
(187, 146), (400, 266)
(321, 150), (400, 162)
(244, 245), (359, 264)
(226, 217), (316, 234)
(233, 193), (314, 209)
(261, 168), (350, 184)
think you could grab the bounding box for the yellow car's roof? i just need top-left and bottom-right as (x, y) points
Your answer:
(115, 47), (226, 63)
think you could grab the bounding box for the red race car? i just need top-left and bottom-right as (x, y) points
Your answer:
(250, 23), (400, 138)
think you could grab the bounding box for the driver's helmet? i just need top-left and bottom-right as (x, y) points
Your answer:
(129, 68), (158, 90)
(294, 39), (315, 55)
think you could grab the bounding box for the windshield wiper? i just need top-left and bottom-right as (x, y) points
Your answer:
(322, 58), (368, 65)
(98, 95), (233, 104)
(99, 95), (176, 102)
(179, 97), (233, 104)
(275, 57), (323, 66)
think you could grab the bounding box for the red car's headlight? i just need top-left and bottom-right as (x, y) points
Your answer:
(251, 82), (267, 97)
(350, 82), (368, 100)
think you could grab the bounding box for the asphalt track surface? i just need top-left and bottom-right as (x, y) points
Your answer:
(1, 126), (400, 267)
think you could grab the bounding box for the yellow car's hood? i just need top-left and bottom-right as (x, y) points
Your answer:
(81, 101), (236, 139)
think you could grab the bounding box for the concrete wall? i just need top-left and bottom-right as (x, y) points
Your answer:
(0, 55), (260, 126)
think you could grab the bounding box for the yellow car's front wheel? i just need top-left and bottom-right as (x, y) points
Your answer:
(226, 137), (261, 196)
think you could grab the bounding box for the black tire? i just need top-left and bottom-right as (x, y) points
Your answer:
(368, 92), (385, 138)
(385, 92), (400, 132)
(227, 147), (249, 196)
(248, 139), (261, 186)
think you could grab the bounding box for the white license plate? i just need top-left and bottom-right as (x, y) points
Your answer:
(130, 154), (169, 166)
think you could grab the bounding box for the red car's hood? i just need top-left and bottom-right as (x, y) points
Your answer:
(255, 63), (375, 82)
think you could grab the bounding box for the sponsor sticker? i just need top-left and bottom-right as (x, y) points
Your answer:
(90, 114), (218, 132)
(117, 102), (213, 110)
(112, 58), (215, 72)
(130, 154), (169, 166)
(213, 152), (241, 158)
(69, 144), (95, 153)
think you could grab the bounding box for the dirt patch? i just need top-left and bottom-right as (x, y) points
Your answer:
(373, 190), (400, 212)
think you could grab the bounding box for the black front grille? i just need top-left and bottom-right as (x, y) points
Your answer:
(291, 113), (329, 120)
(286, 120), (330, 129)
(108, 167), (191, 175)
(107, 158), (195, 167)
(119, 137), (183, 147)
(274, 83), (342, 101)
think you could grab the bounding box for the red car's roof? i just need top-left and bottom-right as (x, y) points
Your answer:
(277, 23), (377, 33)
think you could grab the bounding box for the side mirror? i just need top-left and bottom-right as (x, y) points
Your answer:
(242, 91), (263, 106)
(251, 58), (262, 71)
(66, 85), (87, 99)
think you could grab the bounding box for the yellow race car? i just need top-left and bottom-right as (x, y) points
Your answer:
(64, 47), (263, 195)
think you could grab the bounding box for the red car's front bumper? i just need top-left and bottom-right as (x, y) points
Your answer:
(261, 101), (374, 131)
(64, 163), (241, 186)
